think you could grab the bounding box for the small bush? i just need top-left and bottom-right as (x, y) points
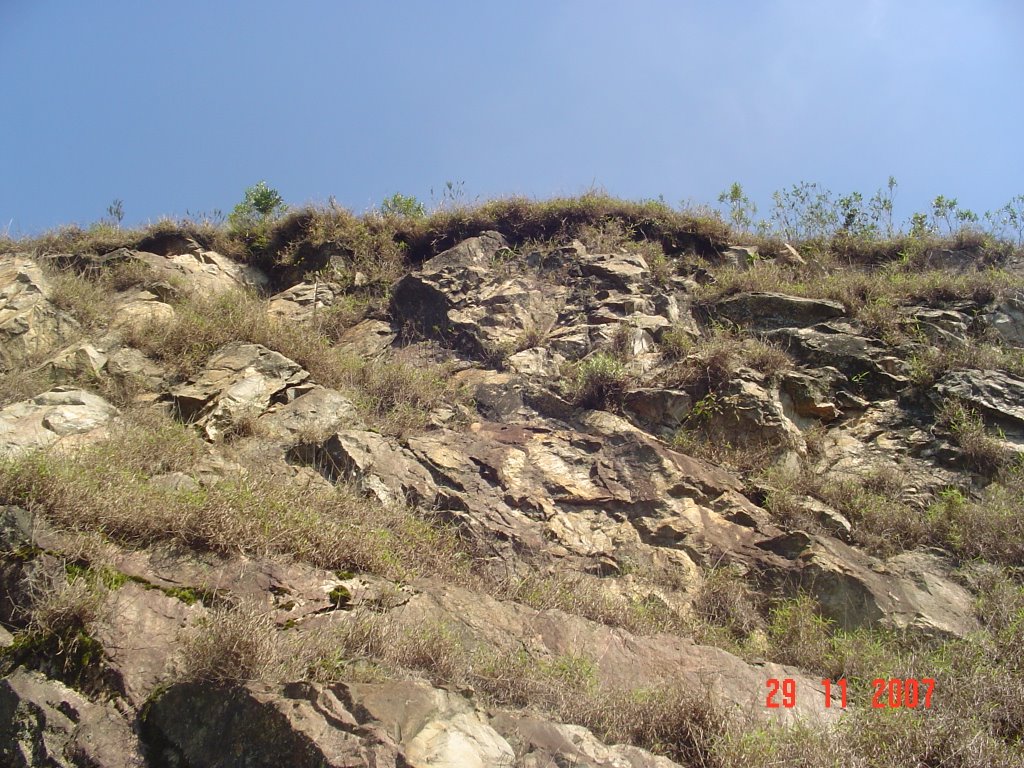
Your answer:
(565, 352), (631, 409)
(935, 397), (1010, 474)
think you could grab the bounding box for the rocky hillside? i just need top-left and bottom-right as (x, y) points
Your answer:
(1, 205), (1023, 767)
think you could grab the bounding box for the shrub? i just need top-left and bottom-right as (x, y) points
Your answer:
(227, 181), (287, 251)
(565, 352), (631, 409)
(935, 397), (1010, 474)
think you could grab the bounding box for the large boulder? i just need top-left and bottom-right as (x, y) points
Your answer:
(0, 668), (143, 767)
(0, 387), (118, 456)
(0, 256), (79, 372)
(714, 292), (846, 331)
(168, 342), (310, 440)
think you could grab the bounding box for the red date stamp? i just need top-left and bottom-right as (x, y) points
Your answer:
(765, 678), (935, 709)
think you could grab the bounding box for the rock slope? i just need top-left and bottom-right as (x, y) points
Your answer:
(1, 226), (1023, 766)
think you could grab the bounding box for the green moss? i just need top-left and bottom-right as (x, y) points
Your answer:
(327, 585), (352, 608)
(162, 586), (217, 607)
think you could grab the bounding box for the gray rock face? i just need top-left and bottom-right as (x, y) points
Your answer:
(983, 295), (1024, 347)
(714, 292), (846, 330)
(0, 256), (79, 372)
(0, 668), (143, 768)
(0, 387), (118, 456)
(169, 342), (310, 440)
(767, 323), (911, 396)
(794, 539), (978, 637)
(932, 369), (1024, 448)
(143, 680), (399, 768)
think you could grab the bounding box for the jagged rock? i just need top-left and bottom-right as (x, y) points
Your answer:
(168, 342), (309, 440)
(268, 281), (336, 321)
(714, 292), (846, 331)
(391, 232), (563, 356)
(301, 429), (437, 508)
(790, 537), (978, 637)
(0, 668), (143, 767)
(579, 251), (651, 288)
(932, 369), (1024, 448)
(622, 387), (693, 435)
(767, 323), (911, 396)
(505, 347), (564, 378)
(780, 368), (844, 425)
(0, 387), (118, 456)
(902, 307), (972, 347)
(258, 386), (362, 443)
(127, 246), (268, 294)
(41, 342), (107, 383)
(0, 256), (79, 372)
(982, 295), (1024, 347)
(703, 370), (806, 456)
(334, 319), (397, 359)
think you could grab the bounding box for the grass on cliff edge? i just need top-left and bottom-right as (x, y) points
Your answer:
(0, 408), (470, 582)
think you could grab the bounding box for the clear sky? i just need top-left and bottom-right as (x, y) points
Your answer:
(2, 1), (1022, 235)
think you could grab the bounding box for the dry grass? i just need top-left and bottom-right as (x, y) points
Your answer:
(177, 600), (303, 684)
(123, 288), (470, 435)
(908, 344), (1024, 386)
(563, 352), (632, 409)
(497, 570), (685, 635)
(661, 326), (793, 395)
(934, 397), (1014, 474)
(306, 609), (731, 764)
(0, 409), (470, 581)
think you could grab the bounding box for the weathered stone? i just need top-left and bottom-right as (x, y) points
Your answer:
(93, 582), (202, 707)
(715, 292), (846, 331)
(348, 680), (516, 767)
(169, 342), (309, 440)
(268, 281), (336, 322)
(385, 580), (839, 727)
(794, 538), (978, 637)
(579, 252), (651, 288)
(0, 668), (143, 767)
(767, 324), (911, 396)
(719, 245), (759, 270)
(258, 386), (361, 443)
(622, 388), (692, 435)
(0, 387), (118, 456)
(983, 295), (1024, 347)
(932, 369), (1024, 448)
(0, 256), (79, 372)
(130, 247), (268, 294)
(334, 319), (397, 359)
(42, 342), (107, 383)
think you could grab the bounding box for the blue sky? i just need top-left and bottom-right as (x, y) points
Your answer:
(2, 1), (1022, 235)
